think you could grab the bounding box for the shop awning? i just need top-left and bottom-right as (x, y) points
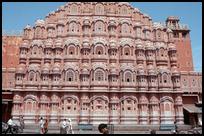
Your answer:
(183, 104), (202, 114)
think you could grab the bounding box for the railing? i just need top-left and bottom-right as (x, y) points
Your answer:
(109, 55), (118, 60)
(67, 31), (80, 37)
(64, 55), (79, 59)
(15, 80), (23, 85)
(29, 54), (42, 59)
(41, 81), (49, 85)
(136, 56), (146, 61)
(91, 31), (107, 37)
(121, 82), (135, 87)
(44, 54), (52, 59)
(62, 81), (78, 87)
(156, 57), (168, 62)
(148, 83), (158, 88)
(91, 81), (109, 86)
(120, 55), (135, 60)
(146, 56), (155, 61)
(109, 82), (119, 87)
(91, 54), (108, 60)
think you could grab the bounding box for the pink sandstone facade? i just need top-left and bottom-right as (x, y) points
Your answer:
(12, 2), (186, 125)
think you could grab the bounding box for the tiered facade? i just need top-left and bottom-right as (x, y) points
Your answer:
(12, 2), (184, 125)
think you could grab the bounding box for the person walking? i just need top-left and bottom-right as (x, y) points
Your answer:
(61, 119), (68, 134)
(39, 117), (45, 134)
(174, 121), (178, 134)
(19, 115), (24, 133)
(67, 118), (74, 134)
(44, 119), (48, 134)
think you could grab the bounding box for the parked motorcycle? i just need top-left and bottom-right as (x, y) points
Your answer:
(4, 122), (20, 134)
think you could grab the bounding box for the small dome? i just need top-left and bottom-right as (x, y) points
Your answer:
(109, 40), (117, 49)
(109, 18), (116, 27)
(137, 65), (145, 75)
(42, 64), (50, 74)
(47, 23), (55, 29)
(172, 69), (180, 76)
(45, 39), (53, 48)
(118, 2), (130, 6)
(147, 65), (157, 75)
(52, 64), (61, 74)
(82, 39), (89, 49)
(134, 8), (140, 13)
(83, 18), (90, 26)
(81, 68), (89, 75)
(110, 68), (117, 75)
(55, 38), (63, 48)
(136, 44), (144, 50)
(35, 19), (45, 27)
(168, 44), (177, 51)
(145, 45), (155, 50)
(166, 28), (173, 33)
(21, 40), (29, 48)
(24, 24), (31, 29)
(16, 64), (25, 74)
(153, 22), (164, 30)
(143, 13), (150, 18)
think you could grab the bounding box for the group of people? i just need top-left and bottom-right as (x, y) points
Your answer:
(6, 116), (109, 134)
(60, 118), (74, 134)
(39, 117), (74, 134)
(5, 116), (24, 134)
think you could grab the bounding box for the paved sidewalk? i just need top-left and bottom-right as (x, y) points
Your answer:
(22, 129), (172, 134)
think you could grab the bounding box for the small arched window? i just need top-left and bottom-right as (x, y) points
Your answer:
(57, 25), (63, 35)
(95, 70), (104, 81)
(124, 46), (130, 56)
(70, 4), (78, 14)
(69, 22), (78, 33)
(29, 72), (35, 81)
(120, 6), (128, 15)
(32, 46), (38, 55)
(95, 4), (104, 15)
(160, 48), (165, 57)
(165, 103), (170, 111)
(68, 46), (75, 55)
(35, 27), (41, 38)
(163, 73), (168, 83)
(67, 71), (74, 81)
(95, 21), (104, 32)
(95, 44), (104, 55)
(125, 71), (132, 82)
(158, 31), (161, 39)
(121, 23), (130, 34)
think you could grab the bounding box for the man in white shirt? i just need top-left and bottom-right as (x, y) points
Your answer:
(5, 117), (15, 134)
(39, 117), (44, 134)
(67, 118), (74, 134)
(61, 119), (68, 134)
